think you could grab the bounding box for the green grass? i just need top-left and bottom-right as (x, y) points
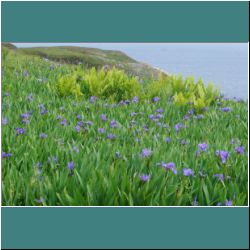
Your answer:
(1, 48), (248, 206)
(2, 43), (163, 80)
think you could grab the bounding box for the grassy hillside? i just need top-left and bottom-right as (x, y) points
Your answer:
(3, 43), (165, 80)
(1, 45), (248, 206)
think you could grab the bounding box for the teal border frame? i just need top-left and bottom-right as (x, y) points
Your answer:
(1, 1), (249, 42)
(1, 1), (249, 249)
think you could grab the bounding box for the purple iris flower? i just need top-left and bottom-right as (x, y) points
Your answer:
(230, 139), (235, 144)
(39, 133), (47, 139)
(198, 143), (208, 152)
(48, 156), (58, 164)
(40, 109), (48, 115)
(141, 148), (152, 158)
(153, 96), (160, 102)
(2, 118), (8, 125)
(214, 174), (224, 181)
(225, 200), (233, 206)
(89, 96), (97, 103)
(175, 123), (184, 133)
(60, 119), (68, 126)
(35, 197), (45, 203)
(107, 133), (116, 140)
(216, 150), (229, 163)
(16, 127), (26, 136)
(75, 125), (81, 133)
(164, 162), (177, 174)
(183, 168), (194, 177)
(235, 146), (245, 155)
(2, 152), (12, 158)
(156, 108), (164, 113)
(180, 139), (188, 145)
(73, 146), (79, 153)
(85, 121), (93, 126)
(98, 128), (105, 134)
(67, 162), (74, 171)
(20, 113), (30, 119)
(27, 94), (33, 102)
(192, 197), (198, 206)
(23, 71), (29, 77)
(132, 96), (139, 103)
(100, 114), (107, 121)
(140, 174), (151, 182)
(197, 114), (204, 120)
(76, 114), (82, 120)
(220, 107), (231, 113)
(165, 137), (171, 143)
(110, 120), (117, 128)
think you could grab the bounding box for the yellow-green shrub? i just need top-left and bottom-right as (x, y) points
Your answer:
(56, 74), (83, 98)
(79, 67), (142, 102)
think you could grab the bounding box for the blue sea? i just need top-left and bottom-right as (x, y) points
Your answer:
(13, 43), (248, 99)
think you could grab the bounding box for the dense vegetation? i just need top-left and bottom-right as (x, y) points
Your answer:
(1, 47), (248, 206)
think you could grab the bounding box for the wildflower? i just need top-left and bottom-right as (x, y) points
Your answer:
(23, 71), (29, 77)
(75, 125), (81, 133)
(141, 148), (152, 158)
(165, 137), (171, 143)
(100, 114), (107, 121)
(16, 127), (26, 136)
(195, 150), (200, 157)
(175, 123), (184, 133)
(140, 174), (151, 182)
(35, 197), (45, 203)
(20, 113), (30, 119)
(198, 143), (208, 152)
(2, 152), (12, 158)
(187, 109), (194, 115)
(235, 146), (245, 155)
(164, 162), (177, 174)
(225, 200), (233, 206)
(220, 107), (231, 112)
(110, 120), (117, 128)
(107, 133), (116, 140)
(40, 109), (48, 115)
(67, 162), (74, 171)
(156, 108), (164, 113)
(197, 114), (204, 120)
(76, 114), (81, 120)
(89, 96), (97, 103)
(27, 94), (33, 102)
(132, 96), (139, 103)
(183, 115), (190, 121)
(153, 96), (160, 103)
(39, 133), (47, 139)
(230, 139), (235, 144)
(216, 150), (229, 163)
(73, 146), (79, 153)
(60, 119), (68, 126)
(180, 139), (188, 145)
(183, 168), (194, 177)
(214, 173), (224, 181)
(85, 121), (93, 126)
(2, 117), (8, 125)
(59, 106), (65, 112)
(115, 151), (121, 158)
(98, 128), (105, 134)
(192, 197), (198, 206)
(48, 156), (58, 164)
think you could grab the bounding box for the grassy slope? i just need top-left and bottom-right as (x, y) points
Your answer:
(3, 43), (165, 80)
(1, 46), (248, 206)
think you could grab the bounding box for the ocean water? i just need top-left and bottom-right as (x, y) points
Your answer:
(13, 43), (248, 99)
